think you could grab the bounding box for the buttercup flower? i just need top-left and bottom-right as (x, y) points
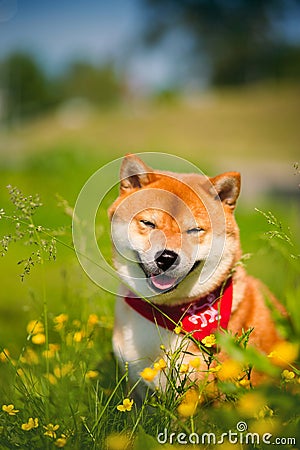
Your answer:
(53, 314), (68, 331)
(27, 320), (44, 335)
(87, 314), (99, 327)
(117, 398), (134, 412)
(44, 423), (60, 439)
(44, 373), (58, 385)
(31, 333), (46, 345)
(217, 360), (242, 381)
(179, 363), (189, 374)
(20, 348), (39, 365)
(140, 367), (158, 382)
(177, 389), (199, 417)
(201, 334), (216, 348)
(43, 343), (60, 359)
(239, 378), (251, 388)
(2, 404), (19, 415)
(190, 357), (201, 369)
(54, 362), (73, 378)
(21, 417), (39, 431)
(55, 434), (67, 447)
(106, 433), (131, 449)
(238, 392), (266, 417)
(85, 370), (99, 380)
(268, 342), (298, 367)
(153, 358), (167, 371)
(282, 369), (295, 381)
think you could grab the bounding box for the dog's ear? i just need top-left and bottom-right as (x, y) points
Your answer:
(210, 172), (241, 209)
(120, 154), (155, 193)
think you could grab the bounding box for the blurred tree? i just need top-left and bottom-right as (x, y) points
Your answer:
(59, 61), (122, 107)
(0, 52), (57, 122)
(142, 0), (300, 86)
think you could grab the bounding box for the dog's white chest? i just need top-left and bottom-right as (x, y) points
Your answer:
(113, 297), (182, 388)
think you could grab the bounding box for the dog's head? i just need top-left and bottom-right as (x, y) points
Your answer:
(109, 154), (241, 304)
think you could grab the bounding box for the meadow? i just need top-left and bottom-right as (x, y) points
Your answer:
(0, 83), (299, 449)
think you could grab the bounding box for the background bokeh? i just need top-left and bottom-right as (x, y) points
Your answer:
(0, 0), (299, 349)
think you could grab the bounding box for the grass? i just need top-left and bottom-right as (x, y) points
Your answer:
(0, 83), (299, 448)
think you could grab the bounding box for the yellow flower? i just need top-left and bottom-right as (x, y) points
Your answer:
(20, 348), (39, 365)
(53, 314), (68, 331)
(21, 417), (39, 431)
(27, 320), (44, 335)
(238, 392), (266, 417)
(88, 314), (99, 327)
(201, 334), (216, 348)
(179, 363), (189, 374)
(160, 344), (166, 351)
(209, 364), (221, 373)
(55, 434), (67, 447)
(117, 398), (134, 412)
(177, 389), (199, 417)
(32, 333), (46, 345)
(217, 360), (242, 381)
(153, 358), (167, 371)
(43, 343), (60, 359)
(140, 367), (158, 382)
(268, 342), (298, 367)
(239, 378), (251, 388)
(105, 433), (131, 450)
(85, 370), (99, 380)
(2, 404), (19, 415)
(282, 369), (295, 381)
(44, 373), (58, 385)
(0, 348), (9, 363)
(174, 326), (182, 334)
(190, 357), (201, 369)
(43, 423), (60, 439)
(73, 331), (85, 343)
(54, 362), (73, 378)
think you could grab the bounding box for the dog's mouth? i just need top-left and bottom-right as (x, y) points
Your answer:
(138, 260), (201, 293)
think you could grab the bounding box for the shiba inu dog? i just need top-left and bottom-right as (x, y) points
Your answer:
(109, 154), (286, 394)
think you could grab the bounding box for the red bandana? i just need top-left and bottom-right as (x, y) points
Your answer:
(124, 279), (233, 341)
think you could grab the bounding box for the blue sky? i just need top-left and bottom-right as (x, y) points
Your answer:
(0, 0), (185, 89)
(1, 0), (300, 90)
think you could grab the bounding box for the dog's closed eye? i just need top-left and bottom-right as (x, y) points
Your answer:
(186, 227), (205, 235)
(140, 219), (156, 229)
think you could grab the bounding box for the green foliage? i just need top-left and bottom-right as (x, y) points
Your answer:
(59, 61), (121, 107)
(0, 52), (58, 122)
(143, 0), (300, 86)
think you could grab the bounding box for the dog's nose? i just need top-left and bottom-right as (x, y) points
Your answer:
(155, 250), (179, 272)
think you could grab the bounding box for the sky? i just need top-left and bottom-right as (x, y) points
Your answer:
(0, 0), (300, 90)
(0, 0), (187, 90)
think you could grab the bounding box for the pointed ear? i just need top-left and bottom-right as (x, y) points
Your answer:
(120, 154), (155, 192)
(210, 172), (241, 209)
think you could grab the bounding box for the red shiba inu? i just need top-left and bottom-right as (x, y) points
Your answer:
(109, 154), (286, 394)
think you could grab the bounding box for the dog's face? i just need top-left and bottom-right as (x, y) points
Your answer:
(109, 155), (241, 304)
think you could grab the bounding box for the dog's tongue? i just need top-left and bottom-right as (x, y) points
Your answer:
(151, 274), (177, 291)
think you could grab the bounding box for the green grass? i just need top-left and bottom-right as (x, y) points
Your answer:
(0, 83), (299, 449)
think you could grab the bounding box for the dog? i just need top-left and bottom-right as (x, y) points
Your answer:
(109, 154), (286, 396)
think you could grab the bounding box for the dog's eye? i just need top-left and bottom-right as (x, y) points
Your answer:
(140, 219), (156, 229)
(187, 227), (204, 234)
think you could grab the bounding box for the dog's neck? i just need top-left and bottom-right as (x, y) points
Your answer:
(123, 278), (233, 342)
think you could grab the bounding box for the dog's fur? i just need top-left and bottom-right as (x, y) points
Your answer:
(109, 154), (286, 394)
